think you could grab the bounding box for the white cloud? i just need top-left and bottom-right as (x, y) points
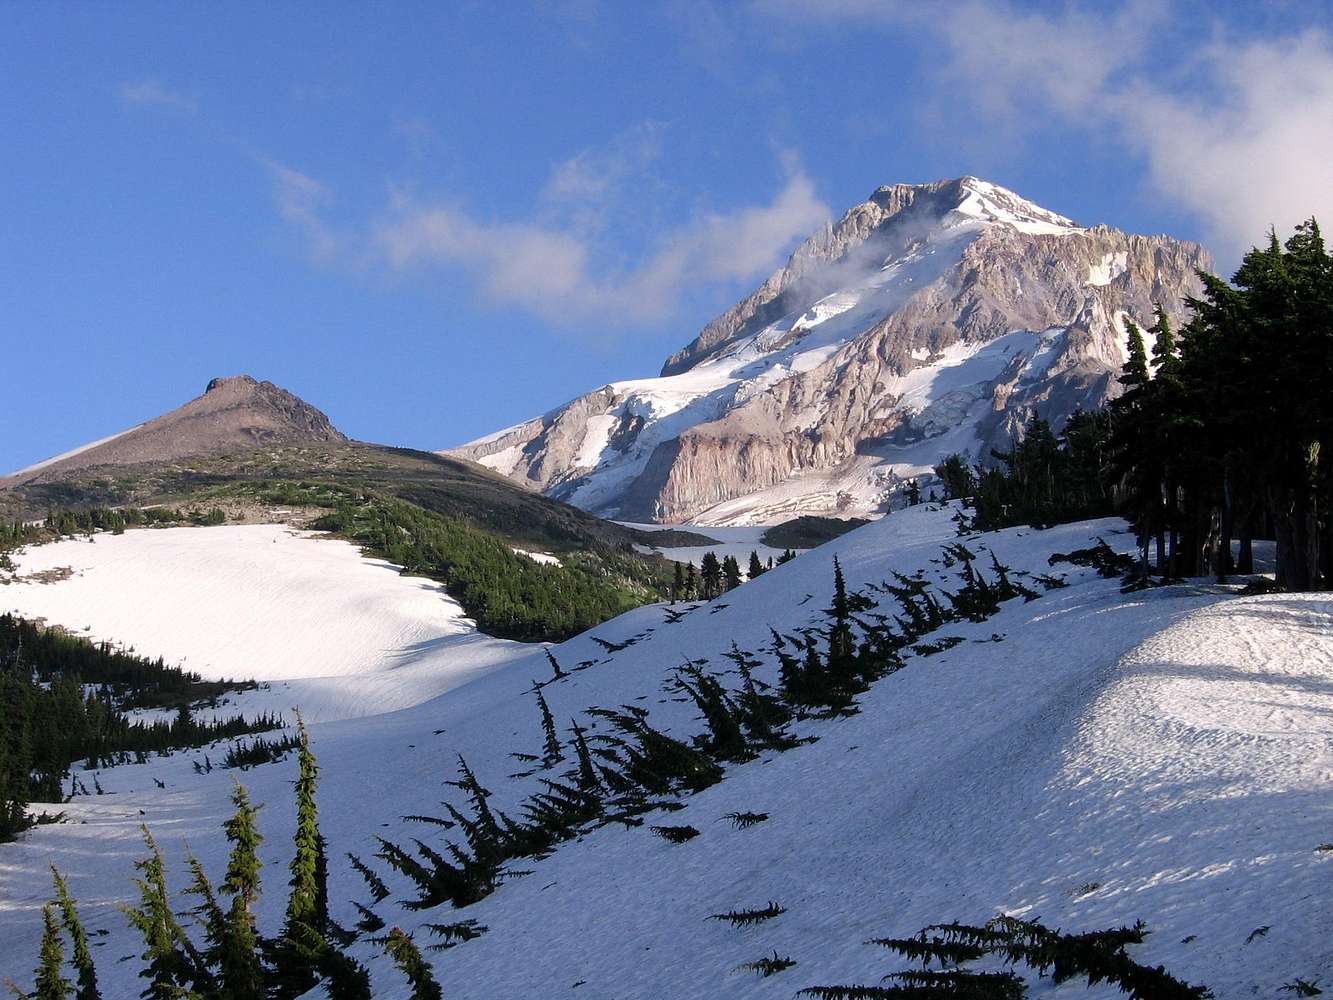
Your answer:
(259, 157), (342, 263)
(377, 165), (828, 325)
(117, 79), (198, 114)
(753, 0), (1333, 261)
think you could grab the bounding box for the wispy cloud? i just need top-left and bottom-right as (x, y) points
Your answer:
(117, 79), (198, 114)
(377, 162), (827, 326)
(754, 0), (1333, 261)
(257, 157), (343, 263)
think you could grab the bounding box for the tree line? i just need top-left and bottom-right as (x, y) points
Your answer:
(933, 218), (1332, 591)
(1, 614), (279, 843)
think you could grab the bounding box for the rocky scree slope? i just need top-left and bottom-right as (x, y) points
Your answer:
(2, 375), (345, 488)
(451, 177), (1211, 525)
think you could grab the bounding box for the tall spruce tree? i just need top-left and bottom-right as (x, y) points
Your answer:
(122, 826), (198, 1000)
(721, 555), (743, 592)
(699, 552), (722, 600)
(50, 867), (99, 1000)
(34, 903), (72, 1000)
(220, 781), (264, 1000)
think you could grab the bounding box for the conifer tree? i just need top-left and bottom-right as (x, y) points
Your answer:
(123, 826), (198, 1000)
(747, 551), (765, 580)
(50, 867), (98, 1000)
(826, 557), (858, 692)
(544, 648), (565, 681)
(699, 552), (722, 599)
(722, 555), (743, 592)
(672, 561), (685, 602)
(384, 928), (443, 1000)
(220, 781), (264, 1000)
(684, 563), (698, 600)
(532, 686), (562, 765)
(270, 711), (331, 999)
(34, 903), (71, 1000)
(284, 713), (326, 941)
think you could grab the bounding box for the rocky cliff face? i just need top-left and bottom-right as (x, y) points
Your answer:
(3, 375), (346, 487)
(451, 177), (1211, 525)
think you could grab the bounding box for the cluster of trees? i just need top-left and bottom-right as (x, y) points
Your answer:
(933, 219), (1332, 591)
(310, 496), (665, 642)
(807, 914), (1210, 998)
(13, 718), (446, 1000)
(367, 546), (1048, 934)
(669, 549), (795, 602)
(0, 614), (278, 843)
(936, 410), (1116, 533)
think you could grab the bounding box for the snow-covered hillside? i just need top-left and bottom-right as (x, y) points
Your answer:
(0, 509), (1328, 998)
(0, 525), (523, 722)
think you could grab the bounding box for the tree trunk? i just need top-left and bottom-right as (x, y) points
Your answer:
(1218, 473), (1235, 583)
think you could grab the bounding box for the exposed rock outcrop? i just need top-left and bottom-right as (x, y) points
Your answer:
(3, 375), (346, 487)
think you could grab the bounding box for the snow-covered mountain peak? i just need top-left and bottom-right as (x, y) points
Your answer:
(950, 175), (1082, 234)
(452, 178), (1210, 525)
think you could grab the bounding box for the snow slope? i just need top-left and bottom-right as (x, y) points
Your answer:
(0, 508), (1328, 998)
(0, 525), (523, 722)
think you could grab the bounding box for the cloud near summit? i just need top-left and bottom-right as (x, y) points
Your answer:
(375, 165), (828, 328)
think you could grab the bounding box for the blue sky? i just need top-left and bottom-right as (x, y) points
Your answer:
(3, 1), (1331, 474)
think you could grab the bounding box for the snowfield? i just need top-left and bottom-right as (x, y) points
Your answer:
(0, 508), (1329, 998)
(0, 525), (523, 722)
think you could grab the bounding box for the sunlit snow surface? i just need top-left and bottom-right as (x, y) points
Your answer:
(0, 511), (1329, 998)
(1, 525), (522, 722)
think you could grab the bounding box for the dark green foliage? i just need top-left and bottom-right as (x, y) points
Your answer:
(0, 614), (276, 838)
(1047, 540), (1135, 579)
(805, 915), (1213, 1000)
(221, 732), (301, 770)
(219, 782), (265, 1000)
(971, 412), (1115, 532)
(709, 902), (786, 927)
(700, 551), (723, 599)
(34, 904), (72, 1000)
(761, 516), (868, 549)
(747, 550), (767, 580)
(650, 824), (700, 843)
(122, 826), (202, 1000)
(722, 554), (743, 591)
(532, 686), (563, 765)
(423, 919), (487, 951)
(544, 648), (566, 680)
(740, 951), (796, 977)
(310, 494), (665, 641)
(384, 928), (443, 1000)
(50, 868), (99, 1000)
(934, 454), (976, 501)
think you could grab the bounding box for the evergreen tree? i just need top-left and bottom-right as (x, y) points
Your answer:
(699, 552), (722, 600)
(684, 563), (698, 600)
(274, 712), (326, 999)
(122, 826), (198, 1000)
(746, 550), (765, 581)
(533, 685), (562, 765)
(50, 867), (99, 1000)
(544, 648), (565, 681)
(933, 454), (975, 501)
(721, 555), (743, 592)
(672, 561), (685, 602)
(220, 781), (264, 1000)
(34, 903), (72, 1000)
(904, 479), (921, 506)
(384, 928), (443, 1000)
